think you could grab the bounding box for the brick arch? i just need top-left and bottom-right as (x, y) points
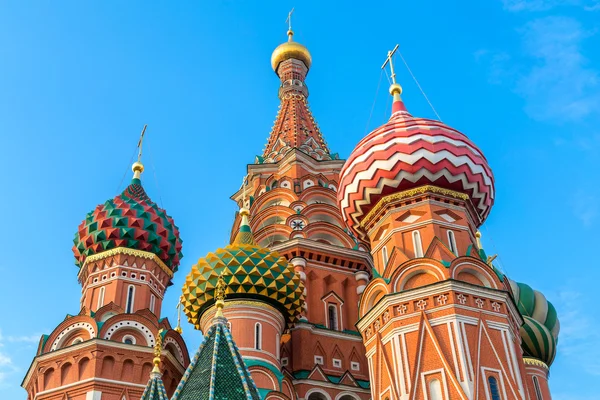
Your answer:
(99, 313), (158, 346)
(46, 316), (97, 352)
(251, 188), (298, 214)
(60, 360), (73, 385)
(300, 185), (338, 206)
(100, 356), (115, 378)
(121, 359), (135, 381)
(391, 262), (447, 292)
(359, 280), (389, 317)
(303, 203), (345, 226)
(306, 388), (332, 400)
(249, 365), (278, 391)
(452, 260), (500, 289)
(265, 392), (292, 400)
(43, 367), (55, 389)
(94, 302), (124, 323)
(140, 362), (153, 381)
(303, 222), (355, 248)
(78, 356), (91, 380)
(281, 376), (294, 399)
(336, 393), (361, 400)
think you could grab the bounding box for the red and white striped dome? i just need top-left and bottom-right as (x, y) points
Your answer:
(338, 97), (495, 237)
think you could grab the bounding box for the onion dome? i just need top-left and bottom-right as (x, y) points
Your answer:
(271, 30), (312, 72)
(508, 279), (560, 366)
(338, 84), (495, 237)
(181, 208), (305, 330)
(72, 161), (183, 271)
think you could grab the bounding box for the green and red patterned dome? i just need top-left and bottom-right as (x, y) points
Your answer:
(72, 162), (183, 271)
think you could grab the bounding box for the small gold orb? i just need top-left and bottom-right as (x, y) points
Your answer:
(389, 83), (402, 96)
(132, 161), (144, 173)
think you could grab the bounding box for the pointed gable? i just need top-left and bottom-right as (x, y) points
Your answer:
(424, 237), (457, 264)
(171, 318), (260, 400)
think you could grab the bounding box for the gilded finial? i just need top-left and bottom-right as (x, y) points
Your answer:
(152, 328), (164, 374)
(214, 273), (227, 318)
(381, 45), (403, 101)
(475, 231), (482, 249)
(132, 124), (147, 180)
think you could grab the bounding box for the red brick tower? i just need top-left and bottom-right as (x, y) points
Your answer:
(337, 51), (559, 399)
(22, 139), (189, 400)
(227, 27), (373, 400)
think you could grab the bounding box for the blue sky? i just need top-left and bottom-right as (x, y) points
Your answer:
(0, 1), (598, 399)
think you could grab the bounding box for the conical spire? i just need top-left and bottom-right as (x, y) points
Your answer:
(258, 20), (335, 164)
(232, 208), (256, 245)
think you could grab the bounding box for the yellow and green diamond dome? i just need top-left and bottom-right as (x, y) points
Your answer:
(181, 209), (305, 330)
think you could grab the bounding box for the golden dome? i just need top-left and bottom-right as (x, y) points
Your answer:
(271, 31), (312, 72)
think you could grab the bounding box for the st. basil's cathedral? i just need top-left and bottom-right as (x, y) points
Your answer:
(22, 22), (560, 400)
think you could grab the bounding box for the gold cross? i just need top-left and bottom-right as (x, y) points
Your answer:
(286, 8), (295, 32)
(137, 124), (147, 163)
(381, 44), (399, 85)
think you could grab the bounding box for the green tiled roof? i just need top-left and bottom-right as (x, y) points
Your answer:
(141, 372), (169, 400)
(172, 317), (260, 400)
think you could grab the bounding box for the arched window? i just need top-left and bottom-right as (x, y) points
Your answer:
(149, 294), (156, 314)
(488, 376), (501, 400)
(123, 335), (135, 345)
(413, 230), (423, 257)
(254, 323), (262, 350)
(97, 287), (105, 310)
(447, 230), (457, 254)
(125, 285), (135, 313)
(429, 379), (443, 400)
(328, 304), (338, 330)
(533, 376), (543, 400)
(382, 246), (389, 267)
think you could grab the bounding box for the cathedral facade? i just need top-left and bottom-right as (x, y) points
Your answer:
(22, 26), (559, 400)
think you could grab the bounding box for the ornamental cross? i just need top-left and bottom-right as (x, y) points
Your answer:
(137, 124), (147, 163)
(286, 8), (294, 31)
(381, 44), (399, 85)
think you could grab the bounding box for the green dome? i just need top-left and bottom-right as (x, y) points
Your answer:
(508, 279), (560, 366)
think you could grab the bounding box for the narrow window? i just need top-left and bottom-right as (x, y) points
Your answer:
(429, 379), (443, 400)
(413, 230), (423, 257)
(488, 376), (501, 400)
(533, 376), (543, 400)
(255, 323), (262, 350)
(328, 304), (338, 330)
(97, 287), (105, 310)
(149, 294), (156, 314)
(382, 246), (389, 267)
(447, 230), (457, 254)
(126, 285), (135, 313)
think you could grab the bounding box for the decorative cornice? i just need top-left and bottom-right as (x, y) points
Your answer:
(81, 247), (173, 278)
(523, 357), (549, 370)
(361, 185), (470, 229)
